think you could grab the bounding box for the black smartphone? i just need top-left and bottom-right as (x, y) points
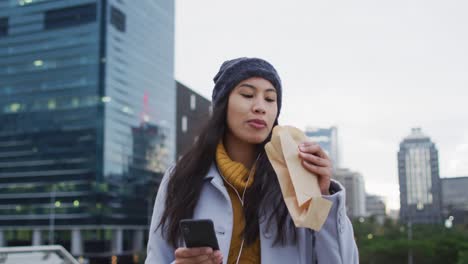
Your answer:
(179, 219), (220, 250)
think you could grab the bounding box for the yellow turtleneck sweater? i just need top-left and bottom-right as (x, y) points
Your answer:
(216, 143), (261, 264)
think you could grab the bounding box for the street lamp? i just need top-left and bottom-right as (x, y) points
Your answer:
(445, 216), (454, 229)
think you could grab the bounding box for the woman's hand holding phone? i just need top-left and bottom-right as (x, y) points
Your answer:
(177, 219), (222, 263)
(174, 247), (223, 264)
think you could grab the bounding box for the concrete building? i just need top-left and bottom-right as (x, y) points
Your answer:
(0, 0), (174, 260)
(333, 168), (366, 218)
(441, 176), (468, 226)
(176, 81), (211, 159)
(398, 128), (443, 224)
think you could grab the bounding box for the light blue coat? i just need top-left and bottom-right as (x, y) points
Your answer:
(146, 164), (359, 264)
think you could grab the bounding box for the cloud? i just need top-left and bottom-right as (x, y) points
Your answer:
(444, 139), (468, 177)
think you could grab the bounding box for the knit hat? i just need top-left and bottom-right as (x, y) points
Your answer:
(211, 57), (282, 115)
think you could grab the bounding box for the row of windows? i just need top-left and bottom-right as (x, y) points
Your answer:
(0, 158), (93, 173)
(0, 4), (127, 37)
(18, 0), (46, 6)
(0, 56), (97, 76)
(1, 79), (96, 97)
(0, 204), (147, 218)
(2, 39), (97, 62)
(0, 3), (97, 38)
(44, 3), (97, 30)
(2, 95), (100, 114)
(0, 204), (93, 216)
(0, 137), (94, 155)
(0, 182), (93, 196)
(2, 76), (96, 98)
(0, 179), (88, 190)
(0, 28), (97, 52)
(0, 229), (144, 243)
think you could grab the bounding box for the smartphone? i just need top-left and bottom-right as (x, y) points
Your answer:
(179, 219), (220, 250)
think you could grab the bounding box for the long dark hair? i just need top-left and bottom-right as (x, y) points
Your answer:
(158, 95), (296, 248)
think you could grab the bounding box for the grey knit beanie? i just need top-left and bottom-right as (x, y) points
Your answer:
(211, 57), (282, 115)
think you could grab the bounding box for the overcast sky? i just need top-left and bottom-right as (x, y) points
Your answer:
(174, 0), (468, 210)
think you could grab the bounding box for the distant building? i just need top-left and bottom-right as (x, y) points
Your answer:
(388, 209), (400, 221)
(441, 176), (468, 226)
(334, 168), (366, 218)
(176, 81), (211, 159)
(366, 194), (386, 224)
(398, 128), (443, 224)
(305, 126), (340, 169)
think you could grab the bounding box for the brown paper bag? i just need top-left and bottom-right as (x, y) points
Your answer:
(265, 125), (332, 231)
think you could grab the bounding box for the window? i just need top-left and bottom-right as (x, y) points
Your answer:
(72, 98), (80, 107)
(6, 103), (22, 113)
(0, 17), (7, 37)
(44, 3), (97, 30)
(110, 5), (126, 32)
(181, 116), (187, 133)
(190, 94), (196, 110)
(48, 99), (56, 110)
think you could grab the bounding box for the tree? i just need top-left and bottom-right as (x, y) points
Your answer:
(353, 217), (468, 264)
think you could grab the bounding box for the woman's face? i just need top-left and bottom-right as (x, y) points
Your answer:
(226, 77), (278, 144)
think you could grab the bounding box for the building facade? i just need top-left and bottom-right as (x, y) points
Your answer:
(333, 168), (366, 218)
(176, 81), (211, 160)
(305, 126), (340, 170)
(441, 176), (468, 226)
(398, 128), (442, 224)
(0, 0), (174, 259)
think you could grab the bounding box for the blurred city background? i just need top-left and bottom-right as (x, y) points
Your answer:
(0, 0), (467, 263)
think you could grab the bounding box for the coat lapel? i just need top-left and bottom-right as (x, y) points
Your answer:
(200, 163), (307, 264)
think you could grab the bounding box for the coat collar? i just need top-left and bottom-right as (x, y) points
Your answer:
(204, 162), (222, 182)
(203, 163), (231, 202)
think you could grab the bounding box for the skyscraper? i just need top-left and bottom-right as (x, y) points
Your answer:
(398, 128), (442, 224)
(0, 0), (174, 259)
(305, 126), (340, 169)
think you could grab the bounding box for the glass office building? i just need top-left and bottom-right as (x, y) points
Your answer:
(0, 0), (175, 258)
(398, 128), (442, 224)
(305, 126), (340, 170)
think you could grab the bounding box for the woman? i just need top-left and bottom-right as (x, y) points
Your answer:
(146, 57), (359, 264)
